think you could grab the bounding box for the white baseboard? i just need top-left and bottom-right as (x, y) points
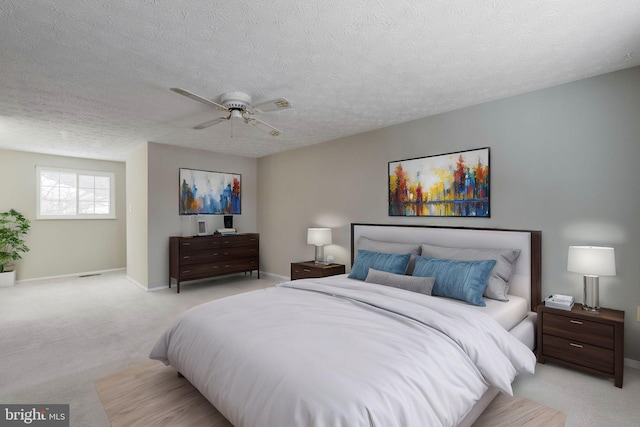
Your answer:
(146, 285), (169, 292)
(625, 358), (640, 370)
(125, 275), (151, 292)
(145, 271), (279, 292)
(125, 275), (174, 292)
(16, 268), (126, 283)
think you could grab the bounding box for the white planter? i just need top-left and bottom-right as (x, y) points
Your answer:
(0, 270), (16, 287)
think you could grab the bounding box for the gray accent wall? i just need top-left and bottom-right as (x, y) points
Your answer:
(140, 142), (258, 289)
(257, 66), (640, 361)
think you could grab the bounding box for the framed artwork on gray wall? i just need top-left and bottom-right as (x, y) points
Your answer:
(388, 147), (490, 217)
(179, 168), (241, 215)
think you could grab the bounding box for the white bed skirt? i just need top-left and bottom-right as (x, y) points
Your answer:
(457, 311), (536, 427)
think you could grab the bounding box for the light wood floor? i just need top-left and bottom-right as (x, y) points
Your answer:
(473, 393), (566, 427)
(95, 361), (232, 427)
(95, 361), (565, 427)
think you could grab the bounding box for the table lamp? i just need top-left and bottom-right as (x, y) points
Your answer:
(307, 228), (332, 264)
(567, 246), (616, 313)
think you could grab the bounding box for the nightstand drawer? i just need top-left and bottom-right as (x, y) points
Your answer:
(542, 334), (614, 374)
(543, 312), (614, 348)
(292, 265), (322, 279)
(290, 262), (345, 280)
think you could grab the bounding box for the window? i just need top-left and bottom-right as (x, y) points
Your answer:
(36, 166), (116, 219)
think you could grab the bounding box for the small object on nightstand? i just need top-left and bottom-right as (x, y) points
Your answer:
(291, 261), (345, 280)
(544, 294), (574, 311)
(537, 303), (624, 388)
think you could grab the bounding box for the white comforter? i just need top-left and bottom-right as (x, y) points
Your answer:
(150, 277), (535, 427)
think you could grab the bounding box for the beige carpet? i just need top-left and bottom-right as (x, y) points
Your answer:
(95, 361), (565, 427)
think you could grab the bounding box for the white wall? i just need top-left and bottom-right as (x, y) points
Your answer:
(0, 149), (126, 280)
(257, 66), (640, 360)
(125, 142), (148, 287)
(146, 142), (258, 289)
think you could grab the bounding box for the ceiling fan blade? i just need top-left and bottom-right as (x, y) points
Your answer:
(193, 116), (229, 130)
(170, 88), (228, 111)
(245, 117), (282, 137)
(252, 97), (292, 113)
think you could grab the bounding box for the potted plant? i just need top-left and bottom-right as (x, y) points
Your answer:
(0, 209), (31, 287)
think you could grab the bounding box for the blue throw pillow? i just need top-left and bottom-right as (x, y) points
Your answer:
(412, 256), (497, 306)
(348, 250), (411, 281)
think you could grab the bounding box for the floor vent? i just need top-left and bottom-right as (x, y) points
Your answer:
(79, 273), (101, 278)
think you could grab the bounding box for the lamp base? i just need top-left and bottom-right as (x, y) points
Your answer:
(314, 246), (326, 264)
(582, 275), (600, 313)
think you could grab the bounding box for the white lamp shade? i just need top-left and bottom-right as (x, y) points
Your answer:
(307, 228), (332, 246)
(567, 246), (616, 276)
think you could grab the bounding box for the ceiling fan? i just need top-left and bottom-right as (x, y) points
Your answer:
(170, 88), (291, 137)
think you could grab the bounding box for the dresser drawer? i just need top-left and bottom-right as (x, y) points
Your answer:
(543, 312), (614, 348)
(178, 234), (258, 251)
(179, 258), (258, 280)
(214, 234), (259, 248)
(179, 245), (258, 265)
(206, 258), (258, 276)
(542, 334), (614, 374)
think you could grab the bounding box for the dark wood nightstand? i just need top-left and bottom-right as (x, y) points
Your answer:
(537, 303), (624, 388)
(290, 261), (345, 280)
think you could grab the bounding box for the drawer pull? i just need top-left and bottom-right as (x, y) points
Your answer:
(570, 320), (583, 325)
(182, 243), (191, 246)
(303, 269), (311, 272)
(569, 343), (583, 348)
(182, 270), (190, 273)
(183, 256), (190, 259)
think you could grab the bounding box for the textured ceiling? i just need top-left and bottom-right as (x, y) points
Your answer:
(1, 1), (639, 161)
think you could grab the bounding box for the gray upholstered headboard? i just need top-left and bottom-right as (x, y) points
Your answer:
(351, 223), (541, 311)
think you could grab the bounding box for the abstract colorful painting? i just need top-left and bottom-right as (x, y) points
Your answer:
(179, 168), (241, 215)
(389, 148), (489, 217)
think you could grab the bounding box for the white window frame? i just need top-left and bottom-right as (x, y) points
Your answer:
(36, 166), (116, 220)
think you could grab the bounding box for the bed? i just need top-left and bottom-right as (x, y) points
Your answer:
(150, 223), (542, 427)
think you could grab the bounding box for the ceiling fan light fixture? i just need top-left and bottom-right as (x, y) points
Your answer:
(220, 91), (252, 110)
(171, 88), (291, 137)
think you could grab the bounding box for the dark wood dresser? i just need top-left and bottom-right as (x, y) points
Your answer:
(169, 234), (259, 293)
(537, 303), (624, 387)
